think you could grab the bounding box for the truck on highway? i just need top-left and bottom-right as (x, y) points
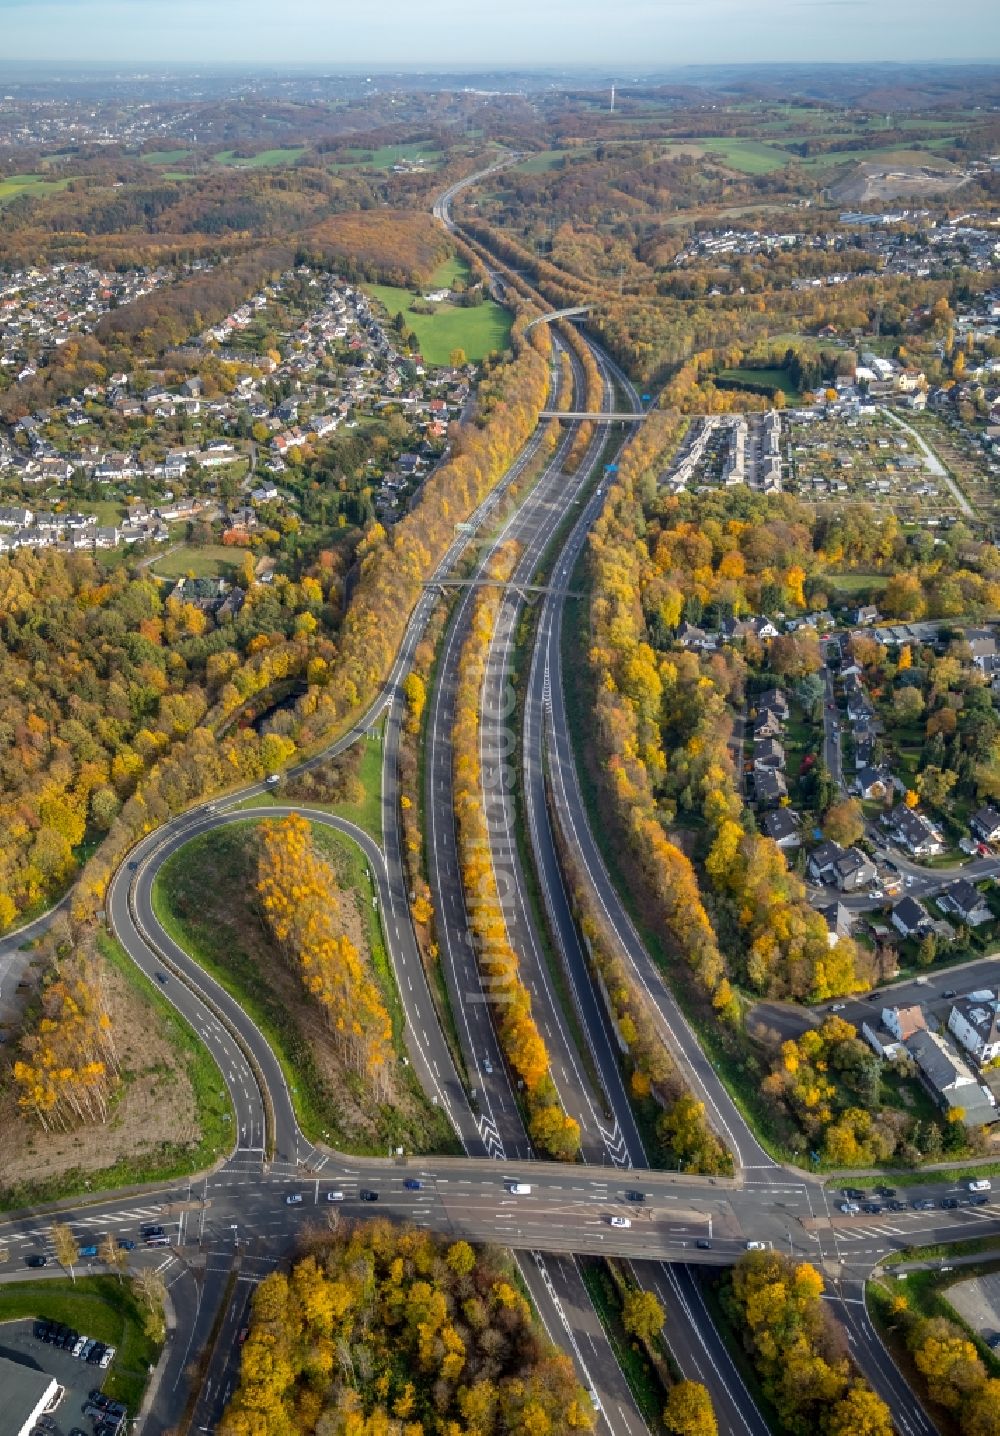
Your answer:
(968, 1179), (992, 1192)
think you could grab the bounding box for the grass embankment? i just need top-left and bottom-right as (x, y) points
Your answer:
(0, 933), (233, 1211)
(0, 1277), (159, 1413)
(152, 819), (457, 1155)
(234, 719), (384, 844)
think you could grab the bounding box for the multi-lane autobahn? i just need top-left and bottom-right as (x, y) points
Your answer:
(0, 163), (972, 1436)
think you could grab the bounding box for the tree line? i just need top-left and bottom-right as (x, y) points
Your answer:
(452, 553), (581, 1161)
(256, 814), (394, 1096)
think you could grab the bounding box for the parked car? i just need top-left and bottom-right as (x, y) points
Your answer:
(842, 1187), (865, 1200)
(888, 1201), (907, 1212)
(862, 1203), (883, 1215)
(87, 1343), (106, 1366)
(71, 1336), (88, 1358)
(33, 1320), (52, 1342)
(746, 1241), (766, 1251)
(912, 1199), (936, 1211)
(99, 1346), (116, 1369)
(941, 1197), (959, 1210)
(79, 1245), (98, 1258)
(877, 1186), (897, 1198)
(839, 1202), (860, 1215)
(78, 1339), (97, 1362)
(117, 1239), (135, 1251)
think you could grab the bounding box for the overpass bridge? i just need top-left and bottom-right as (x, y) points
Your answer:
(540, 409), (647, 421)
(525, 305), (591, 329)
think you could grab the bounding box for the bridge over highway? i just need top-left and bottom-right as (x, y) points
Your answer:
(540, 409), (647, 421)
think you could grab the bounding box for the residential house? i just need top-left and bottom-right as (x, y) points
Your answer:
(819, 900), (855, 946)
(753, 709), (785, 740)
(753, 737), (786, 772)
(676, 621), (715, 651)
(756, 687), (789, 721)
(971, 806), (1000, 845)
(854, 765), (893, 801)
(807, 840), (876, 892)
(884, 804), (944, 858)
(754, 768), (788, 807)
(863, 1002), (927, 1059)
(937, 878), (992, 928)
(891, 895), (932, 939)
(851, 605), (880, 626)
(762, 809), (802, 850)
(948, 994), (1000, 1066)
(906, 1028), (997, 1125)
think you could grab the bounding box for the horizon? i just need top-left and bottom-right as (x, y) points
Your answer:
(1, 0), (999, 68)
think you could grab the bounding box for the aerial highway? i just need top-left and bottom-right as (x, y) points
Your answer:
(0, 161), (964, 1436)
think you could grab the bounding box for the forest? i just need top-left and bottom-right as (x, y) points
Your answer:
(219, 1222), (597, 1436)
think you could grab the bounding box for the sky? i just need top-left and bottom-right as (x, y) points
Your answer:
(0, 0), (997, 68)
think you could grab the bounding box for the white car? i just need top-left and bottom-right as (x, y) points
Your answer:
(326, 1190), (345, 1202)
(609, 1216), (632, 1229)
(746, 1241), (766, 1251)
(483, 1057), (493, 1076)
(285, 1193), (303, 1205)
(71, 1335), (88, 1358)
(839, 1202), (860, 1215)
(99, 1345), (115, 1369)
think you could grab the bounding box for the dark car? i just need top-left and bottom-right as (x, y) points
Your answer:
(25, 1254), (47, 1268)
(403, 1179), (423, 1191)
(60, 1328), (79, 1350)
(941, 1197), (959, 1210)
(969, 1196), (989, 1207)
(695, 1238), (712, 1250)
(877, 1186), (897, 1198)
(33, 1319), (51, 1340)
(943, 990), (956, 1000)
(888, 1200), (907, 1212)
(141, 1225), (165, 1239)
(842, 1187), (865, 1200)
(360, 1189), (379, 1202)
(89, 1391), (112, 1409)
(154, 972), (168, 985)
(912, 1199), (935, 1211)
(625, 1191), (646, 1203)
(862, 1202), (883, 1215)
(87, 1343), (107, 1366)
(117, 1239), (135, 1251)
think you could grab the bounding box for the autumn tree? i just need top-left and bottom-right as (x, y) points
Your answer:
(664, 1381), (717, 1436)
(622, 1288), (665, 1345)
(822, 799), (864, 849)
(51, 1223), (80, 1283)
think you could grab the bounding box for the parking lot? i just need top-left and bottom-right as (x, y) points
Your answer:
(947, 1272), (1000, 1346)
(0, 1318), (123, 1436)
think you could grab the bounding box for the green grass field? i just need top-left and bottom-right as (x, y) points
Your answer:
(213, 147), (306, 168)
(0, 1278), (160, 1413)
(150, 544), (252, 581)
(75, 499), (128, 526)
(514, 148), (583, 173)
(365, 283), (512, 365)
(0, 173), (72, 203)
(331, 141), (444, 171)
(426, 254), (470, 290)
(141, 149), (192, 166)
(700, 139), (794, 173)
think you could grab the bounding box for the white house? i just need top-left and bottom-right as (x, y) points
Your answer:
(948, 994), (1000, 1066)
